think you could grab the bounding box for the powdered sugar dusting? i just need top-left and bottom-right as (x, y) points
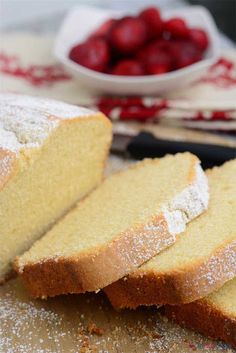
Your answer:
(0, 93), (94, 154)
(180, 239), (236, 299)
(0, 93), (93, 119)
(0, 104), (57, 152)
(113, 216), (176, 270)
(163, 163), (209, 235)
(17, 156), (209, 296)
(0, 279), (229, 353)
(0, 153), (15, 184)
(0, 284), (82, 353)
(0, 155), (229, 352)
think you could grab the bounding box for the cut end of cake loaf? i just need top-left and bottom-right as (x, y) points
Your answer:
(165, 277), (236, 349)
(15, 152), (208, 298)
(0, 94), (112, 281)
(105, 159), (236, 309)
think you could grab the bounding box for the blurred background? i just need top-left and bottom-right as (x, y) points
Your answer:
(0, 0), (236, 152)
(0, 0), (235, 44)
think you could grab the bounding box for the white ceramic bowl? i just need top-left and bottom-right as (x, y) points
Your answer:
(54, 5), (220, 95)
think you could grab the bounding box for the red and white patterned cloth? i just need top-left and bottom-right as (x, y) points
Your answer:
(0, 33), (236, 132)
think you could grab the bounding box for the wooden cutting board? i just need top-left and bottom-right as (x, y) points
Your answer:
(0, 156), (235, 353)
(0, 278), (234, 353)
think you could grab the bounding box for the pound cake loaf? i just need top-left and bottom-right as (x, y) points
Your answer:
(105, 159), (236, 309)
(0, 94), (112, 282)
(15, 153), (208, 298)
(165, 277), (236, 349)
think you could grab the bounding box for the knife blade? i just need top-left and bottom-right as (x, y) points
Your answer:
(112, 131), (236, 169)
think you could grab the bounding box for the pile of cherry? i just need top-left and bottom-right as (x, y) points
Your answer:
(69, 7), (209, 76)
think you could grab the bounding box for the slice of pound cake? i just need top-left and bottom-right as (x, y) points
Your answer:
(0, 94), (112, 282)
(15, 153), (208, 298)
(165, 277), (236, 349)
(105, 160), (236, 309)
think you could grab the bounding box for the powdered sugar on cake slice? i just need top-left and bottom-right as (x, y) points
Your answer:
(0, 94), (93, 120)
(0, 104), (57, 152)
(163, 163), (209, 235)
(0, 94), (96, 190)
(0, 94), (94, 154)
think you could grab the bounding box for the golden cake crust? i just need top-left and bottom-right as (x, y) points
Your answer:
(165, 299), (236, 349)
(0, 94), (112, 283)
(104, 239), (236, 308)
(105, 160), (236, 309)
(0, 113), (111, 193)
(0, 114), (111, 283)
(16, 214), (175, 298)
(0, 93), (112, 194)
(15, 154), (209, 298)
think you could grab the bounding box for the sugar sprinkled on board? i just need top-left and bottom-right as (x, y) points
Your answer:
(0, 279), (231, 353)
(0, 284), (84, 353)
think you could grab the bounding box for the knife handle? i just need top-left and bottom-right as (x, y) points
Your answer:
(127, 131), (236, 169)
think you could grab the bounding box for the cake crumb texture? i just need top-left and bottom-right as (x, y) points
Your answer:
(165, 276), (236, 349)
(105, 159), (236, 309)
(0, 93), (112, 280)
(16, 153), (208, 297)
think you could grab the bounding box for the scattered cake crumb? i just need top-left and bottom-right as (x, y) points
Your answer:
(80, 337), (97, 353)
(87, 323), (104, 336)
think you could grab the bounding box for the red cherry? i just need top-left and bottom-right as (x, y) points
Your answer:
(139, 7), (163, 38)
(90, 18), (116, 40)
(111, 59), (145, 76)
(109, 17), (148, 54)
(69, 38), (110, 72)
(151, 39), (171, 52)
(146, 50), (172, 74)
(164, 18), (189, 38)
(171, 40), (202, 69)
(189, 28), (209, 51)
(137, 39), (169, 61)
(147, 62), (170, 75)
(138, 41), (173, 74)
